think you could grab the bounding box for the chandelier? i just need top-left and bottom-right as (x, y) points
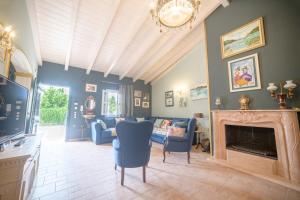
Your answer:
(150, 0), (201, 32)
(0, 24), (15, 51)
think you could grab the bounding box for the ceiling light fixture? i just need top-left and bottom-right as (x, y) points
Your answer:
(150, 0), (201, 32)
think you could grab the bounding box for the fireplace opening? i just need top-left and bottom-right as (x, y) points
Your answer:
(225, 125), (277, 159)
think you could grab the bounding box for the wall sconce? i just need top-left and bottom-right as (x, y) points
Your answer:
(215, 97), (222, 109)
(267, 80), (297, 109)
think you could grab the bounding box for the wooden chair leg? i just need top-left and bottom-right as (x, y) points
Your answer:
(121, 167), (125, 186)
(187, 151), (190, 164)
(114, 164), (117, 170)
(163, 149), (166, 162)
(143, 166), (146, 183)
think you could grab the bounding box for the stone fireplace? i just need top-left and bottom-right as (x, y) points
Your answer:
(212, 110), (300, 184)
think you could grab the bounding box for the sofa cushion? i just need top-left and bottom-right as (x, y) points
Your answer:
(125, 117), (137, 122)
(153, 127), (168, 136)
(103, 117), (116, 128)
(154, 119), (164, 128)
(115, 117), (125, 124)
(96, 119), (107, 130)
(167, 127), (186, 137)
(136, 117), (145, 122)
(161, 119), (172, 129)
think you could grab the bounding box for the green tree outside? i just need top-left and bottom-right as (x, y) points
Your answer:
(40, 87), (68, 125)
(108, 95), (116, 115)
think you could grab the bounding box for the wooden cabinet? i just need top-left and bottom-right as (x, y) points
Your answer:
(0, 136), (41, 200)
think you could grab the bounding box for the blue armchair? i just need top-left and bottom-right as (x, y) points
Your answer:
(113, 121), (153, 185)
(163, 118), (196, 163)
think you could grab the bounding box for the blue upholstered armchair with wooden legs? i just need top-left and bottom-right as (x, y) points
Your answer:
(113, 121), (153, 186)
(163, 118), (197, 163)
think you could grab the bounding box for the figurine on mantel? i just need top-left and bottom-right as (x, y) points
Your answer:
(267, 80), (297, 109)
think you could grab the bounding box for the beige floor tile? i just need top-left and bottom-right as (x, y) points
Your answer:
(30, 126), (300, 200)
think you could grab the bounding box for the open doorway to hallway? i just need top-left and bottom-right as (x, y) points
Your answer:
(35, 84), (70, 143)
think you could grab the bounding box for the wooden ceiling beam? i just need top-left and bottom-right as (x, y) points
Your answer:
(86, 0), (121, 75)
(145, 24), (204, 84)
(104, 12), (150, 78)
(64, 0), (81, 71)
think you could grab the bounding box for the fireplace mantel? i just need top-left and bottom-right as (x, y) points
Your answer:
(211, 109), (300, 185)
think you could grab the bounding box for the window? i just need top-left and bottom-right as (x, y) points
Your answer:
(101, 89), (120, 116)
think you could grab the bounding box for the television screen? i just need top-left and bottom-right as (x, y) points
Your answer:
(0, 75), (28, 143)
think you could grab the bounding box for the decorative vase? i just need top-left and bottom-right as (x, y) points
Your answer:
(239, 95), (250, 110)
(277, 93), (287, 109)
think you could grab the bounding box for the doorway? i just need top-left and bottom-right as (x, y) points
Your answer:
(35, 84), (70, 143)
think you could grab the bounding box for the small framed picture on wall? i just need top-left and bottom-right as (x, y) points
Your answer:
(134, 90), (142, 97)
(142, 101), (149, 108)
(165, 91), (174, 107)
(134, 98), (141, 107)
(85, 83), (97, 92)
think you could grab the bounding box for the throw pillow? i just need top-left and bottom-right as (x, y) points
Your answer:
(167, 127), (186, 137)
(97, 119), (107, 130)
(115, 117), (125, 124)
(154, 119), (164, 128)
(136, 117), (145, 122)
(161, 119), (172, 129)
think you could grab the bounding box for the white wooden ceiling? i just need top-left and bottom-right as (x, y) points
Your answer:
(27, 0), (227, 83)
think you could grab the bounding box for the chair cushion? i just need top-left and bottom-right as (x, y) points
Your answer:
(96, 119), (107, 130)
(167, 136), (188, 142)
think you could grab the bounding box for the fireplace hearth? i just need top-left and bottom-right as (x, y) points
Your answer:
(212, 110), (300, 185)
(225, 125), (277, 159)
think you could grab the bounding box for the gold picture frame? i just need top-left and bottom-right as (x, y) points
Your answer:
(220, 17), (265, 59)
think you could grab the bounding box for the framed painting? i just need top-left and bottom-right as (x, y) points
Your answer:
(134, 90), (142, 97)
(228, 53), (261, 92)
(142, 101), (149, 108)
(165, 91), (174, 107)
(190, 85), (208, 100)
(221, 17), (265, 59)
(85, 83), (97, 92)
(134, 98), (141, 107)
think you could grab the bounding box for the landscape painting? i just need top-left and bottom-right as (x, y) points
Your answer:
(227, 53), (261, 92)
(221, 17), (265, 59)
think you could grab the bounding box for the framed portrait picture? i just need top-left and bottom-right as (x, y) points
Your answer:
(228, 53), (261, 92)
(220, 17), (265, 59)
(85, 83), (97, 92)
(165, 91), (174, 107)
(134, 98), (141, 107)
(190, 85), (208, 100)
(142, 101), (149, 108)
(134, 90), (142, 97)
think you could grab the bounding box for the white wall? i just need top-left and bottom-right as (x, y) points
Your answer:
(0, 0), (38, 73)
(151, 42), (209, 127)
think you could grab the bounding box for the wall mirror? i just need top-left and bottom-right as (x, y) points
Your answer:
(84, 95), (96, 112)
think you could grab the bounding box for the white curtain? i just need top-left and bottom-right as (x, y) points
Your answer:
(119, 84), (133, 117)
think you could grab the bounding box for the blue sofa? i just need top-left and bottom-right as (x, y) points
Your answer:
(91, 116), (138, 145)
(151, 117), (191, 144)
(91, 116), (192, 145)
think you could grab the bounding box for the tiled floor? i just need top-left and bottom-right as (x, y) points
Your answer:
(31, 126), (300, 200)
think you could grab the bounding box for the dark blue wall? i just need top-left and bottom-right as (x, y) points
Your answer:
(37, 61), (151, 140)
(206, 0), (300, 110)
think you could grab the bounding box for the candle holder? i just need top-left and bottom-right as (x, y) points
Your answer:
(267, 80), (297, 109)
